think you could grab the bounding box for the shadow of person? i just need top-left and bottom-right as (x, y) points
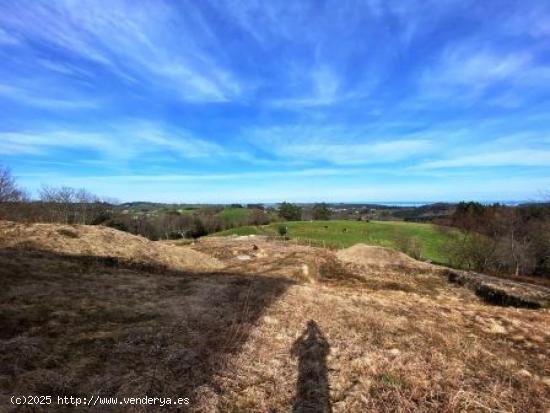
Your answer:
(291, 320), (332, 413)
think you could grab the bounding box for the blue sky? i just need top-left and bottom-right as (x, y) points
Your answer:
(0, 0), (549, 203)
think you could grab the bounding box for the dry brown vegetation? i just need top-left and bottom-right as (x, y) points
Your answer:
(336, 243), (434, 272)
(1, 223), (549, 412)
(0, 221), (222, 273)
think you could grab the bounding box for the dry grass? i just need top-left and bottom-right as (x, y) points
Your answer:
(336, 244), (434, 272)
(0, 221), (223, 272)
(1, 227), (549, 412)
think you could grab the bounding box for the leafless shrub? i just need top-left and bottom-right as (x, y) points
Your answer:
(447, 202), (550, 276)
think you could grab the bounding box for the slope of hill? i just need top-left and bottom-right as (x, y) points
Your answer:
(216, 207), (252, 226)
(0, 220), (222, 272)
(1, 224), (549, 412)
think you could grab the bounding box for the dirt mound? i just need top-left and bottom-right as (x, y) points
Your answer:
(0, 220), (223, 272)
(336, 243), (434, 271)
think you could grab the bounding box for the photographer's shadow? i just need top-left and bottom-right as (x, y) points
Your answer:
(291, 320), (332, 413)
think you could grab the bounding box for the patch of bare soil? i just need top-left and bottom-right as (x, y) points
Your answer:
(1, 227), (549, 412)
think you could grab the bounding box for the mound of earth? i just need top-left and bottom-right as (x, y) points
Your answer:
(0, 220), (222, 272)
(336, 243), (434, 271)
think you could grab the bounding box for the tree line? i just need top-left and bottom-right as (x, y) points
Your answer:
(0, 166), (328, 240)
(439, 201), (550, 277)
(4, 165), (546, 276)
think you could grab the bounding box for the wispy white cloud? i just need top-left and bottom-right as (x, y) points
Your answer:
(217, 1), (316, 47)
(18, 167), (367, 183)
(17, 170), (550, 204)
(501, 3), (550, 39)
(0, 0), (243, 103)
(0, 84), (98, 109)
(417, 149), (550, 169)
(272, 140), (432, 165)
(420, 46), (532, 101)
(0, 122), (234, 161)
(0, 130), (122, 157)
(34, 58), (94, 78)
(0, 27), (20, 45)
(247, 124), (434, 165)
(268, 65), (359, 108)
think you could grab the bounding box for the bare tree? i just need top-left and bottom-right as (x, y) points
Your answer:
(0, 166), (25, 202)
(38, 185), (109, 224)
(445, 202), (550, 276)
(39, 185), (73, 223)
(0, 166), (30, 221)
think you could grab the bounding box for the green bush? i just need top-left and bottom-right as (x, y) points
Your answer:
(312, 203), (331, 220)
(278, 202), (302, 221)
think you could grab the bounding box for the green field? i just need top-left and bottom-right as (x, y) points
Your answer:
(216, 207), (251, 223)
(213, 220), (460, 264)
(177, 208), (197, 215)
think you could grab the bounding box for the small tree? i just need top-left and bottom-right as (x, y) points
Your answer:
(278, 202), (302, 221)
(312, 203), (331, 220)
(278, 224), (288, 237)
(189, 218), (208, 239)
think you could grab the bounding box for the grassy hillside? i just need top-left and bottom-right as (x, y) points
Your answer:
(213, 220), (460, 264)
(216, 207), (251, 222)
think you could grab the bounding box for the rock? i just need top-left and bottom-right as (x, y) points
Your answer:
(388, 348), (401, 357)
(263, 316), (279, 325)
(517, 369), (532, 378)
